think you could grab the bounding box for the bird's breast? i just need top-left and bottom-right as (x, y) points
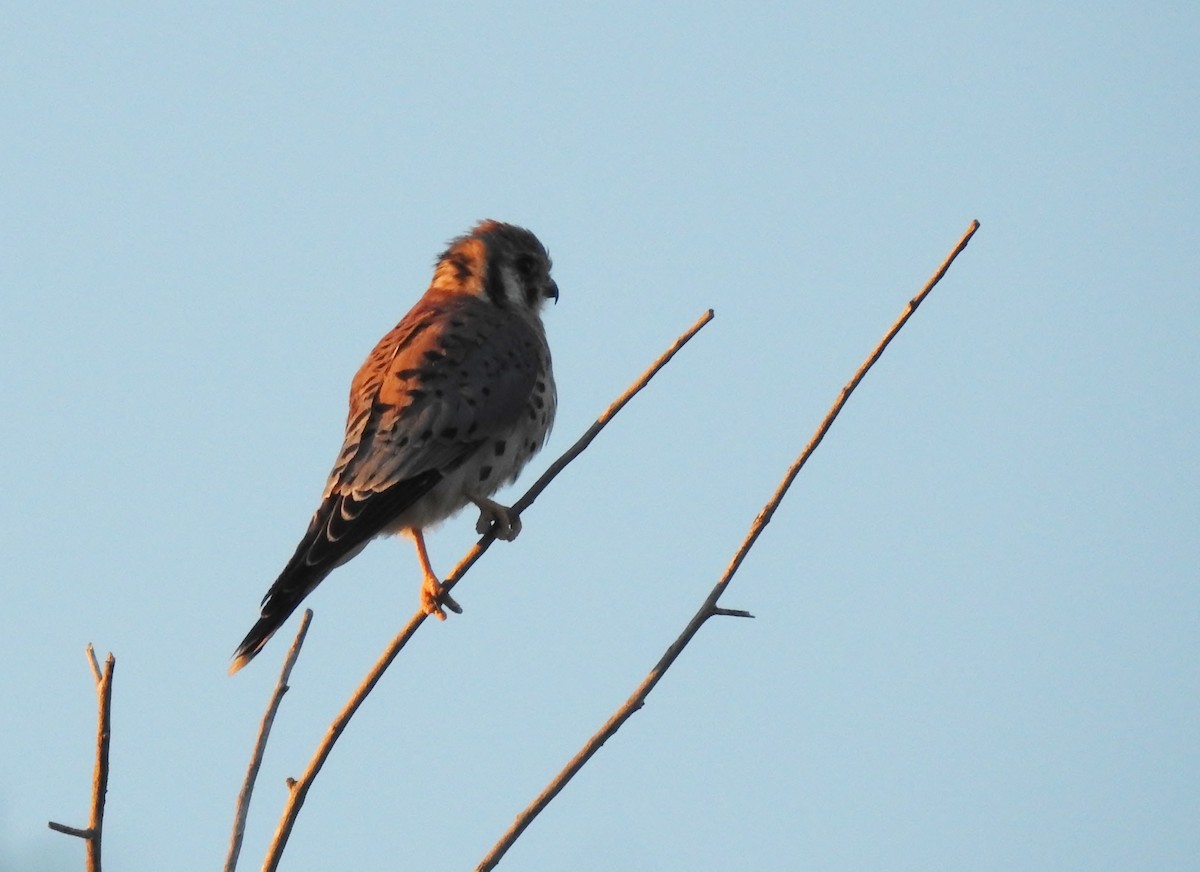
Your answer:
(382, 364), (555, 535)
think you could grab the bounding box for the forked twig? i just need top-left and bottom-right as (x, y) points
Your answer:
(225, 610), (312, 872)
(476, 220), (981, 870)
(259, 309), (715, 872)
(48, 644), (116, 872)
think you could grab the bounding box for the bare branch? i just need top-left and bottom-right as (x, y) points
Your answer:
(87, 654), (114, 872)
(49, 646), (116, 872)
(511, 309), (717, 517)
(259, 310), (716, 872)
(477, 220), (981, 870)
(225, 610), (313, 872)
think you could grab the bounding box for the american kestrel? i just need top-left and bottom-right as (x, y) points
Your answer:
(230, 220), (557, 674)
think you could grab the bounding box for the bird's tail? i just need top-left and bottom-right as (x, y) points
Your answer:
(228, 563), (335, 674)
(228, 536), (368, 675)
(229, 471), (442, 674)
(229, 612), (290, 675)
(227, 498), (365, 675)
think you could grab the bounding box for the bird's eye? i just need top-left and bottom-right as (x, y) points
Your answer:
(514, 254), (538, 279)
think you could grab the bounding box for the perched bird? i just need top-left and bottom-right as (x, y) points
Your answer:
(230, 220), (558, 674)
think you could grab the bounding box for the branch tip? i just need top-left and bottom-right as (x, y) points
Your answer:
(85, 644), (101, 684)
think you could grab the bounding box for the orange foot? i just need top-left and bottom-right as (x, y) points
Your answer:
(412, 527), (462, 619)
(420, 572), (461, 620)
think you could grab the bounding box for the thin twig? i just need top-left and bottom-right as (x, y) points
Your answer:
(47, 822), (92, 839)
(477, 220), (980, 871)
(259, 310), (716, 872)
(225, 610), (312, 872)
(48, 646), (117, 872)
(86, 643), (102, 685)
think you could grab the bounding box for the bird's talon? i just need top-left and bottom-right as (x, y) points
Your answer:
(473, 498), (522, 541)
(420, 576), (460, 620)
(423, 597), (446, 621)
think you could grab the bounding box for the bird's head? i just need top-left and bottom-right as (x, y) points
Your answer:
(430, 220), (558, 312)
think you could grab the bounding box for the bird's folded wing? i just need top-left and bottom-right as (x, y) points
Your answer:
(327, 293), (546, 499)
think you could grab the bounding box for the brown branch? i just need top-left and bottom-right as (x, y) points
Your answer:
(48, 644), (116, 872)
(259, 309), (716, 872)
(224, 610), (312, 872)
(476, 219), (981, 871)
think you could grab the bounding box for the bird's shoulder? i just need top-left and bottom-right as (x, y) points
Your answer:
(327, 291), (547, 496)
(350, 291), (545, 421)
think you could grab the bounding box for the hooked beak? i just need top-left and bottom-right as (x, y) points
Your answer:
(545, 279), (560, 305)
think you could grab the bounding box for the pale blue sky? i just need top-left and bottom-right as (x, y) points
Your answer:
(2, 3), (1197, 870)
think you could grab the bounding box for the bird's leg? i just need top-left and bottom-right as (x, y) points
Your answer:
(411, 528), (462, 619)
(471, 496), (522, 541)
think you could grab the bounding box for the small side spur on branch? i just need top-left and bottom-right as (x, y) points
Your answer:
(476, 219), (981, 871)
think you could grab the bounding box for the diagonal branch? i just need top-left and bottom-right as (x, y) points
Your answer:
(259, 309), (716, 872)
(48, 644), (116, 872)
(476, 220), (981, 871)
(225, 610), (312, 872)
